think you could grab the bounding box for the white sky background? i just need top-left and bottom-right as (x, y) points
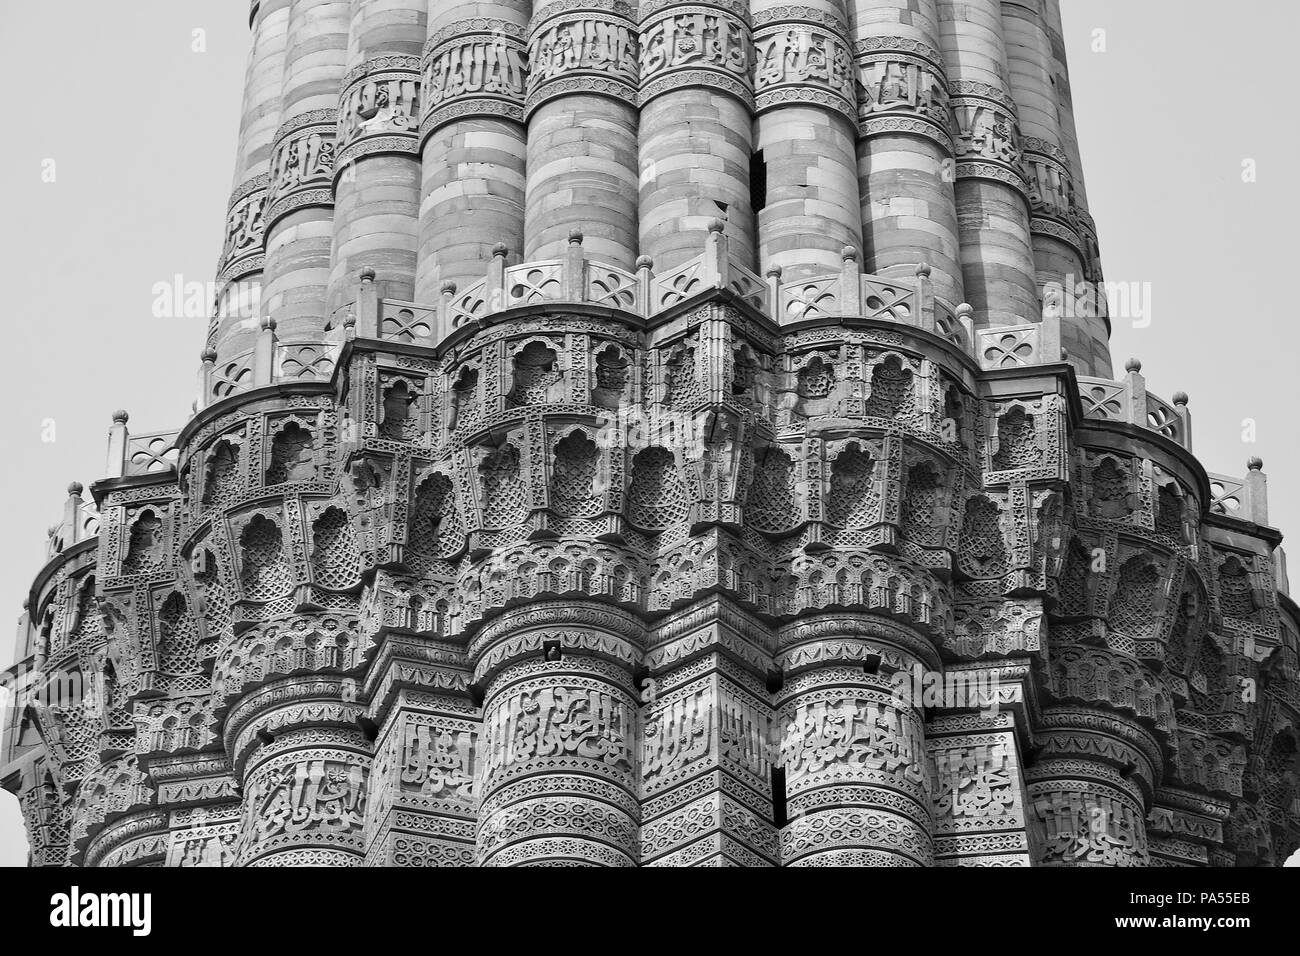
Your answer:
(0, 0), (1296, 866)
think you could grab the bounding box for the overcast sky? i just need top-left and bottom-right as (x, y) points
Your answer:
(0, 0), (1295, 867)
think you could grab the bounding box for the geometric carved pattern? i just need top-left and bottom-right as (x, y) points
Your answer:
(902, 464), (942, 547)
(992, 407), (1039, 470)
(380, 379), (419, 442)
(266, 422), (316, 485)
(1108, 556), (1159, 639)
(479, 444), (527, 527)
(958, 497), (1008, 579)
(202, 440), (241, 509)
(797, 357), (834, 399)
(238, 515), (291, 602)
(826, 444), (876, 529)
(550, 432), (600, 518)
(310, 507), (360, 590)
(122, 509), (165, 575)
(510, 342), (561, 406)
(157, 592), (202, 680)
(626, 447), (688, 530)
(863, 356), (914, 420)
(746, 448), (799, 533)
(408, 473), (463, 570)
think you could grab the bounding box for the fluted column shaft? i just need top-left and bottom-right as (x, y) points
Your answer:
(1042, 0), (1110, 374)
(262, 0), (352, 345)
(472, 605), (642, 866)
(1024, 709), (1161, 867)
(523, 0), (640, 268)
(848, 0), (963, 307)
(639, 604), (779, 866)
(636, 0), (757, 273)
(752, 0), (862, 280)
(237, 0), (292, 184)
(235, 728), (371, 866)
(415, 2), (530, 302)
(213, 0), (292, 365)
(362, 673), (479, 867)
(225, 677), (371, 867)
(938, 0), (1038, 328)
(776, 619), (935, 866)
(1002, 0), (1109, 376)
(927, 705), (1034, 866)
(1041, 0), (1088, 213)
(325, 0), (427, 314)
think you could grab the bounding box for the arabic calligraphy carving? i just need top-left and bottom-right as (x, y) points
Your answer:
(422, 21), (528, 131)
(640, 8), (752, 104)
(753, 25), (855, 116)
(932, 741), (1016, 823)
(400, 722), (476, 804)
(528, 12), (639, 111)
(780, 697), (927, 790)
(481, 684), (635, 785)
(1029, 786), (1150, 867)
(236, 748), (369, 863)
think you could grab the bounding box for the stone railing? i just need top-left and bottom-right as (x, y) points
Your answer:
(201, 328), (344, 405)
(1208, 459), (1270, 525)
(1078, 359), (1193, 450)
(45, 482), (100, 559)
(1077, 363), (1275, 526)
(103, 413), (181, 479)
(341, 222), (981, 358)
(199, 226), (1107, 406)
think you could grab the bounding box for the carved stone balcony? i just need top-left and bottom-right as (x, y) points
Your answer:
(333, 224), (978, 361)
(1078, 359), (1194, 452)
(194, 227), (1124, 413)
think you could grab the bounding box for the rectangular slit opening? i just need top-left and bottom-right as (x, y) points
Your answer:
(771, 766), (787, 828)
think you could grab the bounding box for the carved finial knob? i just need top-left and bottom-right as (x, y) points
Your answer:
(493, 242), (510, 257)
(343, 311), (356, 328)
(22, 598), (29, 610)
(112, 410), (129, 424)
(359, 268), (376, 283)
(766, 266), (783, 279)
(201, 348), (217, 364)
(1060, 348), (1068, 361)
(841, 245), (858, 262)
(1125, 357), (1142, 373)
(1248, 456), (1264, 471)
(955, 303), (973, 318)
(707, 218), (725, 234)
(440, 280), (458, 295)
(1172, 390), (1189, 406)
(67, 481), (83, 497)
(567, 229), (583, 245)
(636, 255), (653, 270)
(915, 262), (931, 278)
(261, 315), (276, 332)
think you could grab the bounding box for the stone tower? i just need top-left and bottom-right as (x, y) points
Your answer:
(3, 0), (1298, 868)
